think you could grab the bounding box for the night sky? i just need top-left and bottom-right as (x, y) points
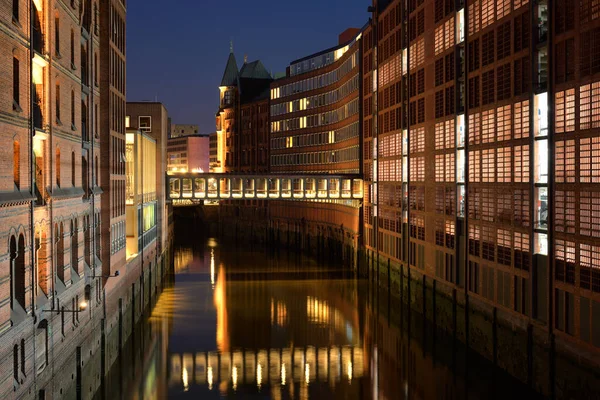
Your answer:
(126, 0), (369, 135)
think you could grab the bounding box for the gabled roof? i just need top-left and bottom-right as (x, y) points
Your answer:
(239, 60), (272, 80)
(220, 52), (239, 87)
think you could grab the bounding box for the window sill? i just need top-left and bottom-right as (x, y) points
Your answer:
(13, 101), (22, 113)
(71, 123), (77, 131)
(55, 51), (62, 60)
(11, 16), (22, 29)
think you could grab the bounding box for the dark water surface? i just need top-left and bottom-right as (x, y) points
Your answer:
(101, 228), (545, 399)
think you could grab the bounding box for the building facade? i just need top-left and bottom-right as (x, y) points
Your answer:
(126, 102), (170, 257)
(209, 132), (219, 172)
(167, 134), (209, 174)
(0, 0), (105, 396)
(361, 0), (600, 364)
(216, 51), (273, 173)
(100, 0), (126, 276)
(270, 29), (363, 174)
(169, 123), (199, 138)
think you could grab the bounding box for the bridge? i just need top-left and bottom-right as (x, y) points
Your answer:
(167, 173), (363, 205)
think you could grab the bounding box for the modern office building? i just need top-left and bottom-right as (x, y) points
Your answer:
(216, 51), (273, 173)
(167, 134), (210, 173)
(269, 28), (363, 174)
(170, 124), (200, 138)
(125, 129), (158, 259)
(361, 0), (600, 360)
(126, 102), (170, 257)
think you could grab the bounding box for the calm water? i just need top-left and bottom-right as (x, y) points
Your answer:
(101, 227), (545, 399)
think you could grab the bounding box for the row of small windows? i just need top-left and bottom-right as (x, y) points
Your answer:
(271, 99), (359, 133)
(271, 75), (359, 117)
(111, 221), (125, 255)
(271, 52), (358, 100)
(271, 122), (359, 150)
(271, 146), (359, 167)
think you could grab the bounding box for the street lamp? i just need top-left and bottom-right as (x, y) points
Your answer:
(41, 300), (88, 314)
(91, 270), (120, 279)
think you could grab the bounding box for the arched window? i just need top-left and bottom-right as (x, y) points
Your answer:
(70, 90), (75, 127)
(95, 156), (98, 186)
(38, 230), (48, 295)
(95, 213), (101, 260)
(56, 223), (64, 283)
(70, 29), (74, 67)
(13, 344), (18, 381)
(13, 141), (20, 189)
(55, 83), (60, 123)
(20, 339), (25, 375)
(54, 13), (60, 56)
(82, 156), (88, 194)
(85, 216), (92, 267)
(55, 147), (60, 187)
(10, 234), (26, 310)
(71, 219), (79, 274)
(71, 152), (75, 186)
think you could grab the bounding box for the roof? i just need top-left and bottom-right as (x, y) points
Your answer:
(239, 60), (272, 80)
(220, 52), (239, 87)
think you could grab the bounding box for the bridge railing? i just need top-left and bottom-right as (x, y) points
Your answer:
(166, 173), (363, 202)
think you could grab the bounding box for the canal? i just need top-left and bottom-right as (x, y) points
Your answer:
(98, 225), (544, 399)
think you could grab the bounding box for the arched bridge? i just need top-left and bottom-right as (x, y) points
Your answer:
(167, 173), (363, 206)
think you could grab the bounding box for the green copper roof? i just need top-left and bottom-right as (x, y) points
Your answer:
(220, 52), (239, 87)
(239, 60), (272, 80)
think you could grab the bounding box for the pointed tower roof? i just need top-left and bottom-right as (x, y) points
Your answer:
(220, 52), (239, 87)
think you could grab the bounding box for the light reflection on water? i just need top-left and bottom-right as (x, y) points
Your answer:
(104, 230), (545, 400)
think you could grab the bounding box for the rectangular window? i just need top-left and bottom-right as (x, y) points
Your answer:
(139, 116), (152, 132)
(13, 57), (20, 108)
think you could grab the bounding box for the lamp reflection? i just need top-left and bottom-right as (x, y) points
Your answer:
(210, 249), (215, 287)
(214, 262), (228, 352)
(207, 366), (213, 390)
(281, 363), (286, 386)
(257, 364), (263, 389)
(182, 367), (189, 392)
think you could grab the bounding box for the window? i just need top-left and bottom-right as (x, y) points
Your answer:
(70, 29), (75, 68)
(125, 115), (130, 128)
(71, 152), (75, 186)
(514, 145), (530, 182)
(482, 31), (495, 66)
(555, 140), (575, 183)
(555, 90), (575, 133)
(56, 147), (60, 187)
(580, 137), (600, 183)
(482, 70), (495, 105)
(13, 141), (20, 189)
(71, 90), (75, 128)
(12, 0), (18, 21)
(55, 14), (60, 55)
(497, 63), (511, 101)
(139, 116), (151, 132)
(55, 83), (61, 123)
(13, 56), (20, 110)
(555, 190), (576, 233)
(580, 82), (600, 130)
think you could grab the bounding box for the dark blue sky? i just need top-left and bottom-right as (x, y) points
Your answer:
(126, 0), (369, 134)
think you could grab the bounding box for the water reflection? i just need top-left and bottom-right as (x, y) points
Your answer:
(102, 227), (544, 400)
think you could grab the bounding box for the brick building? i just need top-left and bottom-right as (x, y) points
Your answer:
(360, 0), (600, 368)
(216, 50), (272, 173)
(0, 0), (105, 396)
